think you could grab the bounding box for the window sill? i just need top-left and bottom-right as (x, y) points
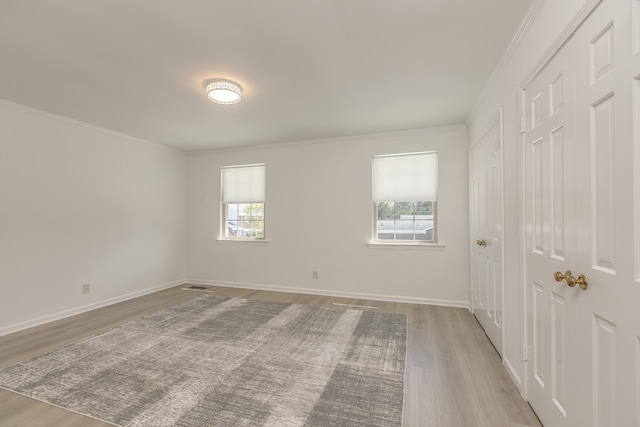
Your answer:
(216, 238), (270, 245)
(366, 241), (446, 250)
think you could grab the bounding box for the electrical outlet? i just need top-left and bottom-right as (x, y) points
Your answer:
(82, 283), (91, 294)
(312, 271), (318, 280)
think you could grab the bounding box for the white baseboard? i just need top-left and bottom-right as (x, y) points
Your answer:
(1, 278), (470, 337)
(0, 279), (186, 337)
(186, 278), (469, 308)
(503, 356), (524, 396)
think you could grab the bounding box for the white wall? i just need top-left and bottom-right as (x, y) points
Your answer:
(466, 0), (591, 391)
(187, 126), (470, 306)
(0, 101), (187, 333)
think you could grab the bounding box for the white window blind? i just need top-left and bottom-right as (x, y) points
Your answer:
(221, 164), (265, 203)
(373, 152), (437, 202)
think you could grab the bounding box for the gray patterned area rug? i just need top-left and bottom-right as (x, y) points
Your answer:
(0, 295), (407, 426)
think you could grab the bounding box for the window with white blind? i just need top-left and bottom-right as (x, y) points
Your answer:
(372, 152), (438, 243)
(221, 164), (265, 239)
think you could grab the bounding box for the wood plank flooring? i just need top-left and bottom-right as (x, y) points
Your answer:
(0, 285), (542, 427)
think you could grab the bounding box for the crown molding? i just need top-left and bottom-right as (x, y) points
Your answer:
(467, 0), (547, 122)
(188, 124), (468, 156)
(0, 98), (183, 154)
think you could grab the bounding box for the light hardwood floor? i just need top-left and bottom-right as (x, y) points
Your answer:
(0, 285), (542, 427)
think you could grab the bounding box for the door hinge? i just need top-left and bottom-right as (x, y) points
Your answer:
(523, 344), (529, 361)
(492, 134), (500, 151)
(520, 117), (528, 134)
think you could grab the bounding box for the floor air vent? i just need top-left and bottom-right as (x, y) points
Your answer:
(183, 285), (216, 293)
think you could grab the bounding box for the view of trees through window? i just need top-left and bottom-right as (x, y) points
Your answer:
(225, 203), (264, 239)
(376, 201), (435, 241)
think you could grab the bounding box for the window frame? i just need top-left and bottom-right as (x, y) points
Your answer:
(223, 202), (265, 240)
(373, 200), (437, 243)
(371, 152), (438, 245)
(220, 164), (266, 241)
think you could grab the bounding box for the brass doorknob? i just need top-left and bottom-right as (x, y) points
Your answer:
(554, 271), (588, 290)
(575, 274), (588, 291)
(554, 270), (575, 286)
(476, 239), (487, 247)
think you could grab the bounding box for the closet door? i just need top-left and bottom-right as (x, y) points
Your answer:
(571, 0), (640, 424)
(470, 111), (503, 355)
(523, 33), (580, 427)
(523, 1), (640, 425)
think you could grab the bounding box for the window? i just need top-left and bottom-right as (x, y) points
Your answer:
(372, 152), (437, 243)
(221, 164), (265, 239)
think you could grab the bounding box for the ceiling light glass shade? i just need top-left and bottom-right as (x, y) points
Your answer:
(206, 80), (242, 104)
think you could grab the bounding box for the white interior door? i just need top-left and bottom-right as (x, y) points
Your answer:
(523, 0), (640, 425)
(571, 0), (640, 424)
(523, 33), (580, 427)
(470, 111), (504, 355)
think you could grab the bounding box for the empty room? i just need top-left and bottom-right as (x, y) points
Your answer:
(1, 1), (638, 426)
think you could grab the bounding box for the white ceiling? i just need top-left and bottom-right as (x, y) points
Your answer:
(0, 1), (533, 151)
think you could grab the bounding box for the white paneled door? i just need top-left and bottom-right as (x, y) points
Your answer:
(524, 30), (580, 427)
(523, 0), (640, 425)
(470, 111), (504, 356)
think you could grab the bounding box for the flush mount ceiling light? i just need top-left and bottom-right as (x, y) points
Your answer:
(204, 79), (242, 104)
